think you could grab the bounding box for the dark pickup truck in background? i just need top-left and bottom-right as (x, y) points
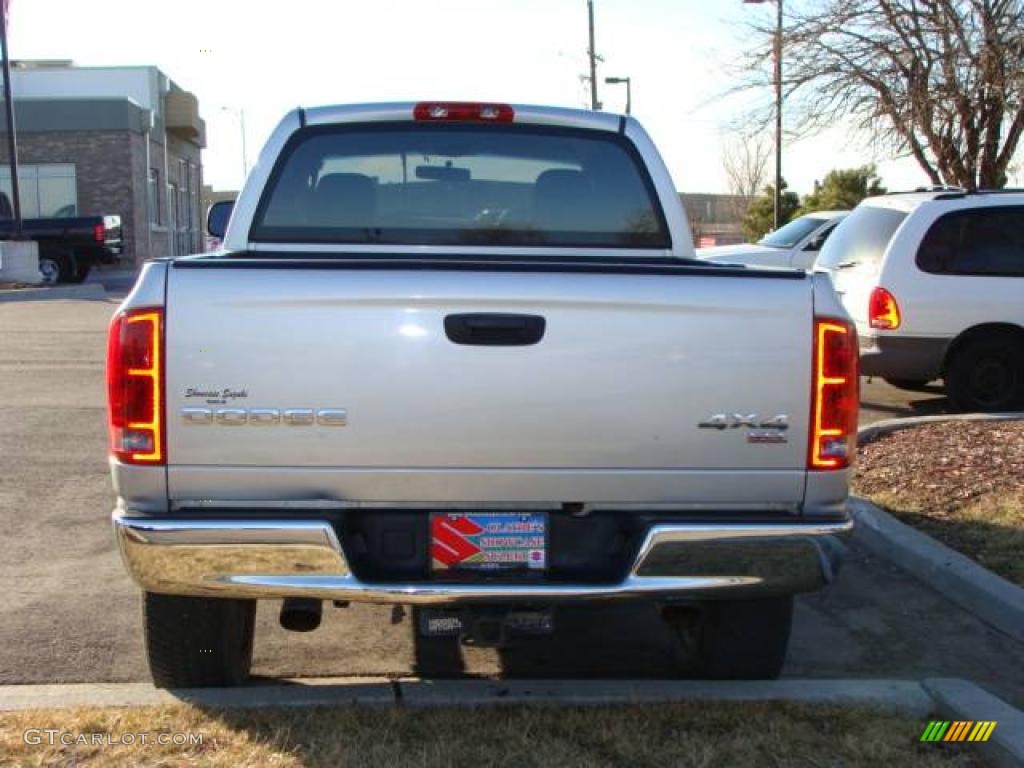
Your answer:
(0, 215), (124, 283)
(0, 192), (124, 283)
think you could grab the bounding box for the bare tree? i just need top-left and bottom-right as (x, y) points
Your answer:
(722, 133), (771, 220)
(743, 0), (1024, 190)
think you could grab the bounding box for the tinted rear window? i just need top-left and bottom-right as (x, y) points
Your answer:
(816, 205), (907, 270)
(917, 206), (1024, 276)
(250, 123), (670, 249)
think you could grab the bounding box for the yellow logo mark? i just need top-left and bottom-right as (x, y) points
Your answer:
(920, 721), (997, 742)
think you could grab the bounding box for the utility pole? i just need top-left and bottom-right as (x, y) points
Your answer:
(587, 0), (600, 110)
(0, 0), (22, 238)
(743, 0), (783, 230)
(773, 0), (783, 230)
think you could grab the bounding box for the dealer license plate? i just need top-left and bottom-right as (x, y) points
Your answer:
(430, 512), (547, 572)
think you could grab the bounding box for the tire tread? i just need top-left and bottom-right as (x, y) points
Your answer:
(945, 334), (1024, 412)
(144, 593), (255, 688)
(697, 596), (793, 680)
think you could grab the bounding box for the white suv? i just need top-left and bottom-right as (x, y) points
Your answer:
(817, 190), (1024, 412)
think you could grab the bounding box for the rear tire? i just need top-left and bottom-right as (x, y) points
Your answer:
(38, 249), (75, 284)
(143, 593), (256, 688)
(944, 335), (1024, 412)
(696, 596), (793, 680)
(68, 259), (92, 283)
(883, 377), (935, 393)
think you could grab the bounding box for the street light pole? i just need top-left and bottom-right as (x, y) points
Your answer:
(220, 106), (248, 184)
(238, 108), (248, 181)
(604, 77), (631, 115)
(0, 2), (23, 238)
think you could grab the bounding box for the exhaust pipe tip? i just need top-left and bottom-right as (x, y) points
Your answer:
(280, 597), (322, 632)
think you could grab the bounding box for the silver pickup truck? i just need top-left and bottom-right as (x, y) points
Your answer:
(109, 102), (856, 687)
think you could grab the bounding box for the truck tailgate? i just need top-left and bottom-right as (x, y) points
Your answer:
(165, 263), (813, 505)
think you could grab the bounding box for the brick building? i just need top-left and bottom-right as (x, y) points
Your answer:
(0, 61), (206, 266)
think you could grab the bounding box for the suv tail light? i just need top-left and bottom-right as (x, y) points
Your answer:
(93, 222), (105, 243)
(413, 102), (514, 123)
(107, 307), (165, 465)
(868, 286), (901, 329)
(809, 318), (858, 470)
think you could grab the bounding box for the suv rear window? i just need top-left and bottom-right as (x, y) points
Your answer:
(816, 205), (907, 271)
(917, 206), (1024, 276)
(250, 123), (670, 249)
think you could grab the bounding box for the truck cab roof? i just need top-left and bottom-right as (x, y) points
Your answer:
(301, 101), (627, 133)
(221, 101), (693, 258)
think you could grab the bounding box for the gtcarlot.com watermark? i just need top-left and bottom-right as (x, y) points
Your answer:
(24, 729), (203, 747)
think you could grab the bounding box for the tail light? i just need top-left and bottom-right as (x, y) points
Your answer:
(107, 307), (165, 465)
(868, 286), (901, 329)
(413, 102), (514, 123)
(93, 222), (105, 243)
(809, 317), (858, 470)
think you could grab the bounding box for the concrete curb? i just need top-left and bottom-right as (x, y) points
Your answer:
(0, 678), (396, 711)
(0, 284), (107, 303)
(0, 678), (934, 714)
(858, 412), (1024, 444)
(394, 678), (934, 714)
(851, 497), (1024, 644)
(925, 678), (1024, 768)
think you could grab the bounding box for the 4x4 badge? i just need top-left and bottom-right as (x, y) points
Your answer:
(698, 413), (790, 430)
(698, 414), (789, 445)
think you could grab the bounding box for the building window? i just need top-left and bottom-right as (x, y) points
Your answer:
(180, 159), (201, 253)
(0, 163), (77, 218)
(178, 184), (189, 254)
(168, 182), (179, 254)
(148, 169), (161, 226)
(184, 159), (193, 225)
(191, 173), (200, 251)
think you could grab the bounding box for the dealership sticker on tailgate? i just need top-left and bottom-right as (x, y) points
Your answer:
(430, 512), (547, 571)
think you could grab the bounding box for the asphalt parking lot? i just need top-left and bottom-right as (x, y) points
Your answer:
(859, 378), (951, 426)
(1, 292), (1021, 706)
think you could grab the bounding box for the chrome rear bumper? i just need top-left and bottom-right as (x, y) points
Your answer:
(113, 511), (852, 604)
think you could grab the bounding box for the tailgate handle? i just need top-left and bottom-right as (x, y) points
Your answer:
(444, 313), (546, 346)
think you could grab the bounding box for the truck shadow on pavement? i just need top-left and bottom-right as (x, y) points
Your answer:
(857, 377), (954, 424)
(410, 604), (691, 679)
(859, 395), (952, 420)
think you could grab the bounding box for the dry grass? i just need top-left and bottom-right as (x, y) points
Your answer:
(854, 421), (1024, 586)
(866, 490), (1024, 586)
(0, 702), (981, 768)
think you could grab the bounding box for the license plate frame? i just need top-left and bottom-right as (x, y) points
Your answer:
(430, 511), (547, 573)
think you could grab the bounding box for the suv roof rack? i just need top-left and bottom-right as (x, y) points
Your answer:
(882, 186), (964, 197)
(933, 187), (1024, 200)
(881, 186), (1024, 201)
(968, 187), (1024, 194)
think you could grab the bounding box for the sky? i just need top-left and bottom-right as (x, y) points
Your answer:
(10, 0), (935, 196)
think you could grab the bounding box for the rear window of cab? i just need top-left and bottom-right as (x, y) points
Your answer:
(250, 123), (671, 249)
